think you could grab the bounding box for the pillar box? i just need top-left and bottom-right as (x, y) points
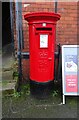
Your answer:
(24, 12), (61, 98)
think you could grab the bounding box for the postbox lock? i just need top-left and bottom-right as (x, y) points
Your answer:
(42, 23), (46, 27)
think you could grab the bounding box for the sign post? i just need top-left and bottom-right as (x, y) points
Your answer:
(62, 45), (79, 104)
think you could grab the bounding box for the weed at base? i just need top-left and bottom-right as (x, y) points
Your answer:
(12, 83), (30, 98)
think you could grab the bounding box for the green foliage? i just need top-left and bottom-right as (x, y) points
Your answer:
(13, 71), (19, 81)
(21, 84), (30, 96)
(13, 84), (30, 98)
(13, 89), (21, 98)
(52, 90), (58, 97)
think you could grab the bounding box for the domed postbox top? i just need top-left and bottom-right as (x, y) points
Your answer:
(24, 12), (61, 23)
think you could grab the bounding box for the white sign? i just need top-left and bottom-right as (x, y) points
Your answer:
(62, 45), (79, 104)
(40, 34), (48, 48)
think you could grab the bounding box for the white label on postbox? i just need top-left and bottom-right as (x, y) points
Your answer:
(40, 34), (48, 48)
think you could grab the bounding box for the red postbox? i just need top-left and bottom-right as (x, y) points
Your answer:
(24, 12), (60, 98)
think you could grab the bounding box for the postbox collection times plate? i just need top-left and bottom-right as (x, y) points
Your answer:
(62, 45), (79, 96)
(40, 34), (48, 48)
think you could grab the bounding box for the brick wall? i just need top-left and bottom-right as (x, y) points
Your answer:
(14, 2), (78, 80)
(22, 2), (78, 45)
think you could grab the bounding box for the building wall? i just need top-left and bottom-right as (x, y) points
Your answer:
(14, 2), (78, 80)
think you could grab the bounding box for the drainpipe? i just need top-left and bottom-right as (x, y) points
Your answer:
(54, 0), (60, 80)
(10, 1), (14, 52)
(54, 0), (58, 13)
(54, 0), (62, 80)
(15, 1), (23, 92)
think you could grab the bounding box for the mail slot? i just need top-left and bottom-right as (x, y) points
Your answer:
(24, 12), (61, 98)
(36, 27), (52, 31)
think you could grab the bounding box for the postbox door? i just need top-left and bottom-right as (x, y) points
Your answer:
(33, 32), (55, 82)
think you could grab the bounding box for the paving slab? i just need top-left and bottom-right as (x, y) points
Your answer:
(2, 93), (78, 119)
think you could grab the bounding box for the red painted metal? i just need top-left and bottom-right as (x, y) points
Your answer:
(24, 12), (61, 83)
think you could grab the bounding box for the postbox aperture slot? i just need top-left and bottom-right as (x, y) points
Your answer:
(40, 34), (48, 48)
(36, 28), (52, 31)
